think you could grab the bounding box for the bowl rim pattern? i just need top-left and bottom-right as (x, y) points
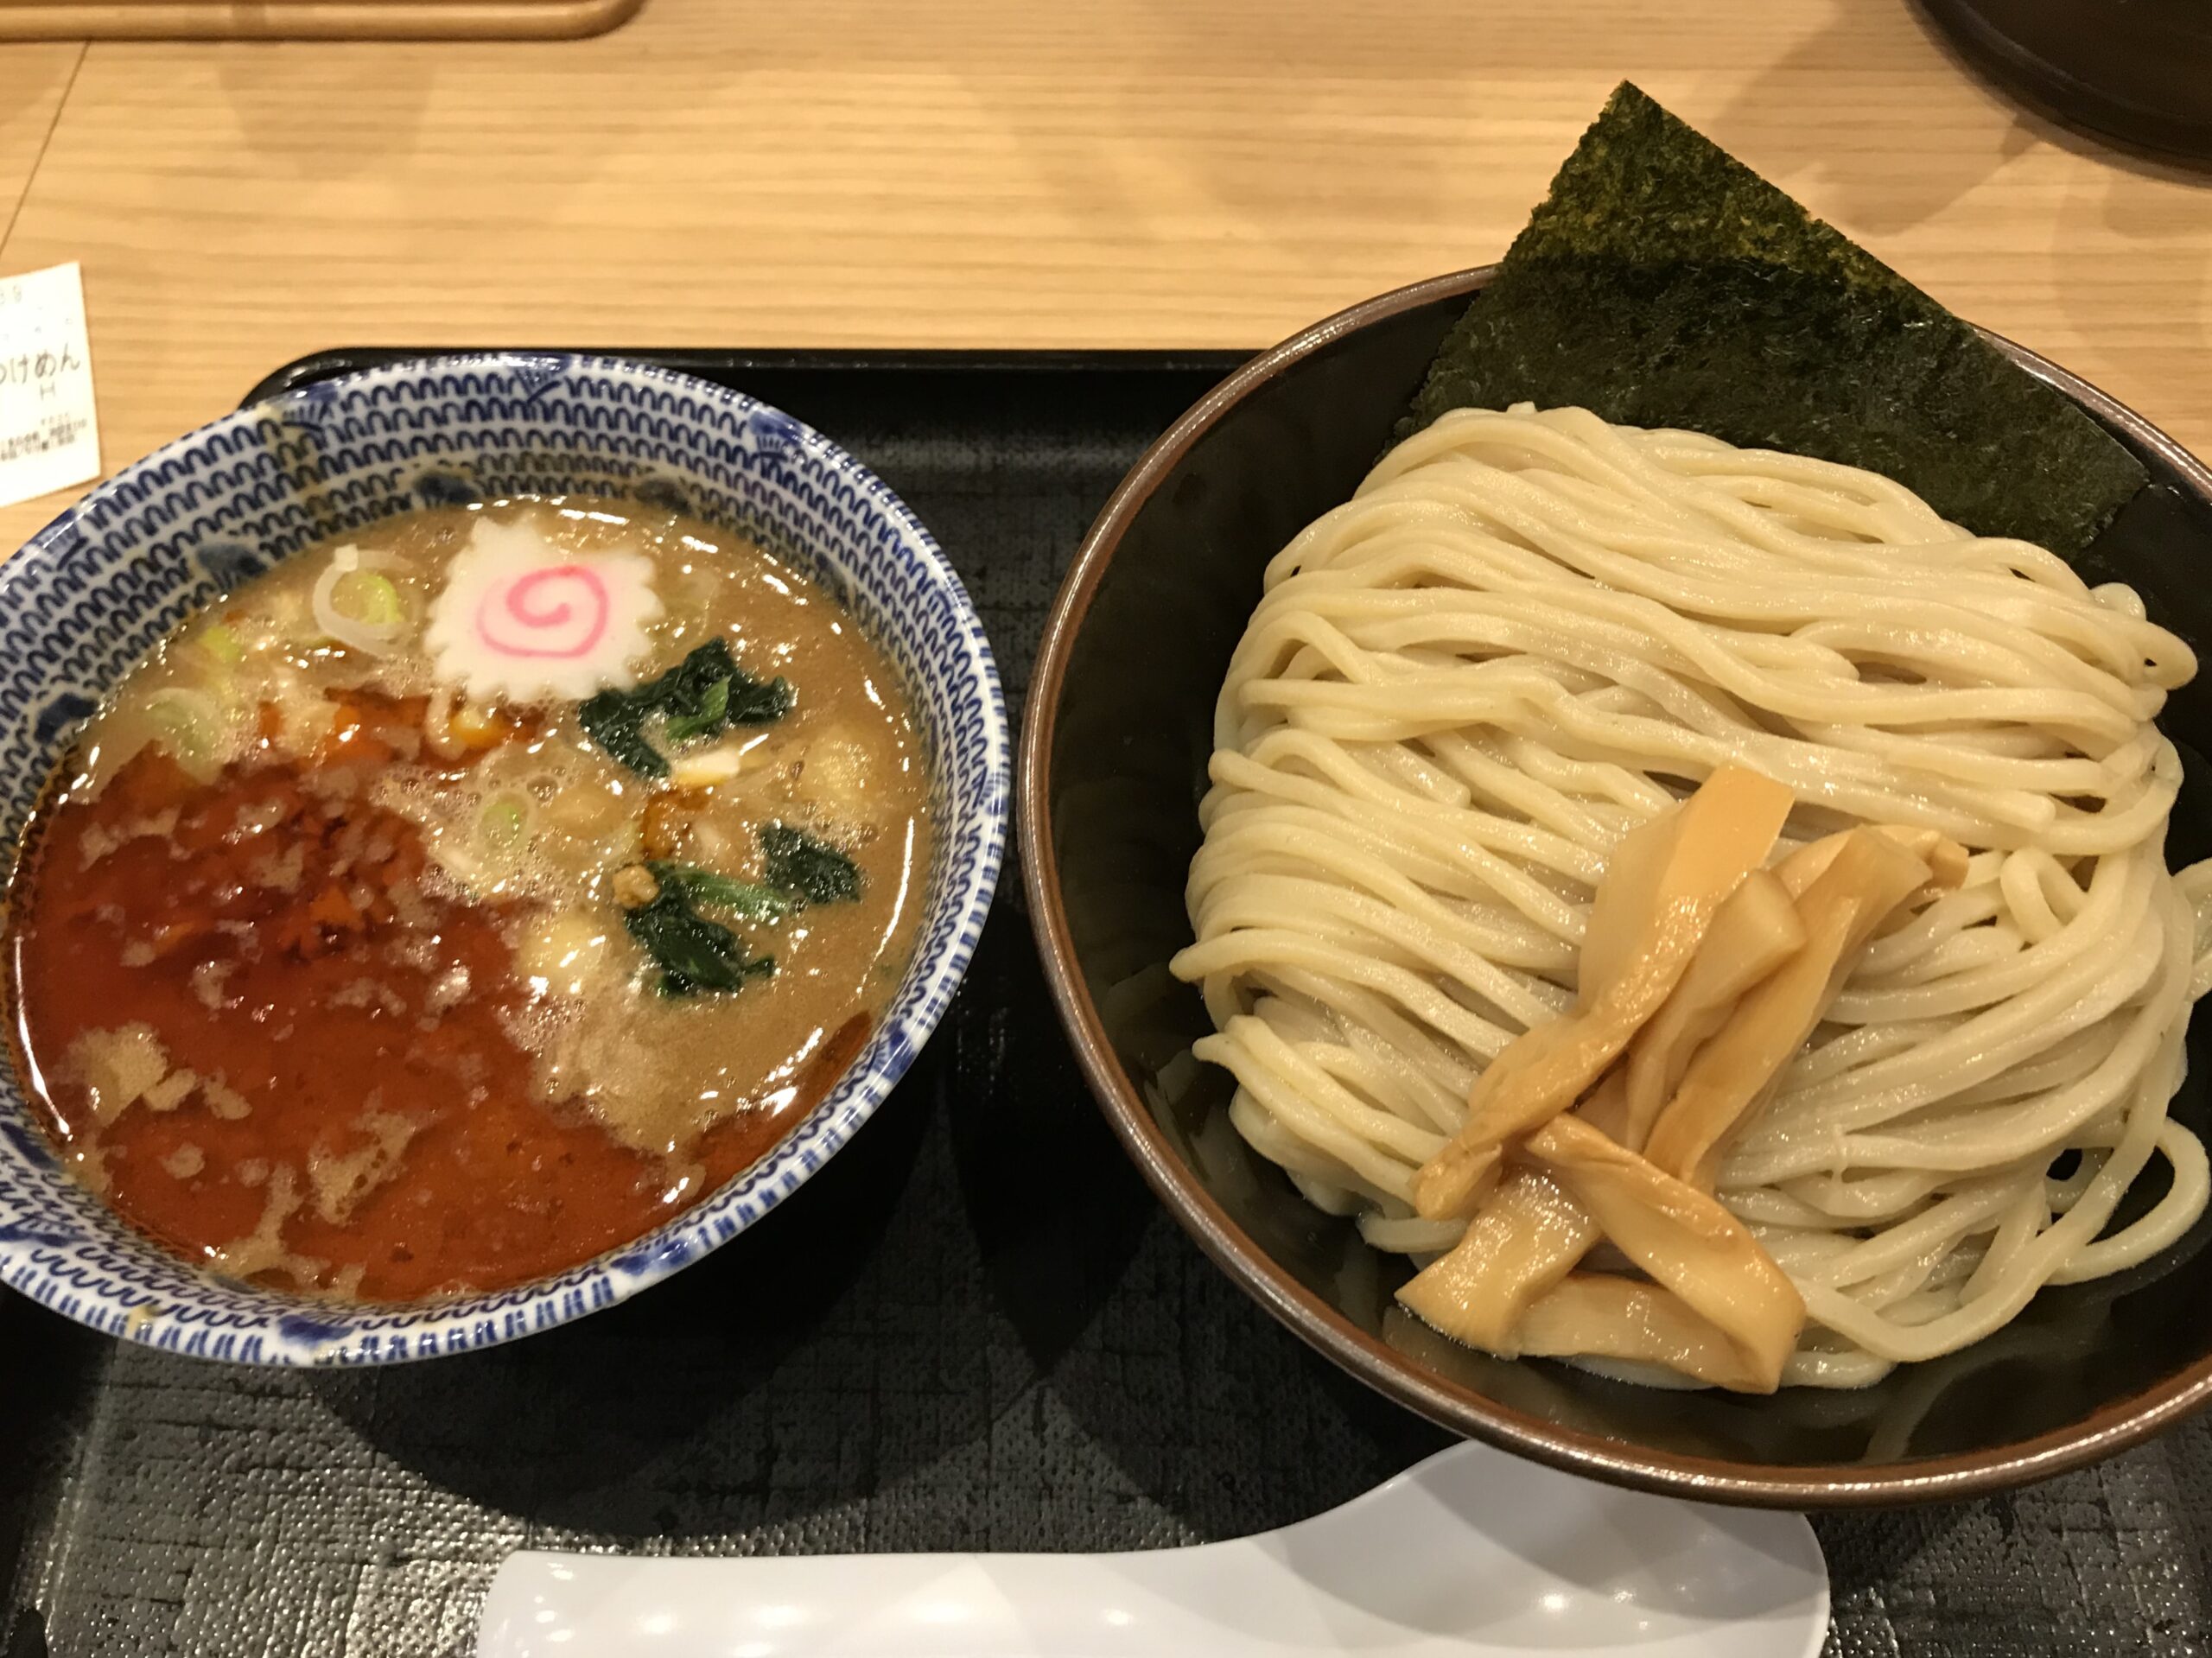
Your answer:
(1018, 264), (2212, 1508)
(0, 352), (1011, 1366)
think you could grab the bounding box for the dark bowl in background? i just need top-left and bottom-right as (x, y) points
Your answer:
(1917, 0), (2212, 162)
(1019, 266), (2212, 1508)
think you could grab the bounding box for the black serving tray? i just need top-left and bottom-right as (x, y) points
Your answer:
(3, 349), (2210, 1658)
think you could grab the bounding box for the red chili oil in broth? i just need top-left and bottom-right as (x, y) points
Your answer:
(10, 701), (874, 1303)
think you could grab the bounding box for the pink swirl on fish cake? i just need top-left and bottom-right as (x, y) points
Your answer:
(474, 565), (611, 660)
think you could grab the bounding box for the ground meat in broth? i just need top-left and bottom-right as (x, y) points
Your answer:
(6, 498), (931, 1301)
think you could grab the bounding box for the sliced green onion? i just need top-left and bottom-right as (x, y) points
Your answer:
(480, 793), (534, 855)
(311, 549), (410, 657)
(194, 624), (245, 665)
(144, 687), (226, 781)
(332, 570), (404, 630)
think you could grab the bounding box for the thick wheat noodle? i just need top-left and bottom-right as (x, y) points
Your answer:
(1173, 404), (2212, 1388)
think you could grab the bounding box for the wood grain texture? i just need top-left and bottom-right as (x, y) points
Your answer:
(0, 43), (79, 236)
(0, 0), (2208, 551)
(0, 0), (639, 44)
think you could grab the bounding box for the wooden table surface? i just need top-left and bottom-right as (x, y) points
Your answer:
(0, 0), (2208, 554)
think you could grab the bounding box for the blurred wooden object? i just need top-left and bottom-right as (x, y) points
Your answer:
(0, 0), (2208, 554)
(0, 0), (638, 40)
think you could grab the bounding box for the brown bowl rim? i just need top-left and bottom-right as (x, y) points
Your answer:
(1017, 263), (2212, 1509)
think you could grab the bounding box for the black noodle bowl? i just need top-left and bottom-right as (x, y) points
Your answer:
(1020, 266), (2212, 1507)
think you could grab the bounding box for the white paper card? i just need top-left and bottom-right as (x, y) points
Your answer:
(0, 262), (100, 510)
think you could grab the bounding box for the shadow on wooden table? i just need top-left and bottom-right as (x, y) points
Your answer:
(1700, 0), (2040, 234)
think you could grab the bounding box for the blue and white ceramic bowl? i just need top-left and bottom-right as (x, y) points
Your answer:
(0, 354), (1009, 1365)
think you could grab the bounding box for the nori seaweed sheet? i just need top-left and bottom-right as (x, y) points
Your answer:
(1402, 83), (2146, 554)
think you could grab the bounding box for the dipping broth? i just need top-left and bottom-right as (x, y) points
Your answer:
(7, 498), (931, 1302)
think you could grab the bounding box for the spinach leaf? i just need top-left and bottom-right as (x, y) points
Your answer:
(656, 638), (741, 715)
(623, 889), (775, 996)
(761, 823), (863, 905)
(647, 861), (794, 923)
(620, 826), (853, 1000)
(579, 640), (795, 778)
(580, 689), (667, 778)
(725, 672), (795, 727)
(663, 677), (730, 745)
